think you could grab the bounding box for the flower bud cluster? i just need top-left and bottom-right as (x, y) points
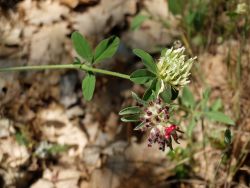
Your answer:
(139, 98), (183, 151)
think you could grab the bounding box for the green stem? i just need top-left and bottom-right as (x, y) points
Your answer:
(0, 64), (130, 80)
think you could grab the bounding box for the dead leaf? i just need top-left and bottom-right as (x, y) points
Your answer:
(0, 136), (29, 168)
(29, 23), (70, 65)
(38, 103), (88, 157)
(23, 0), (69, 25)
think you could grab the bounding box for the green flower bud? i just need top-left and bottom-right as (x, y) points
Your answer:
(157, 47), (196, 90)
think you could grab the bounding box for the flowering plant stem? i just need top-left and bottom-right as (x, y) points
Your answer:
(0, 64), (130, 80)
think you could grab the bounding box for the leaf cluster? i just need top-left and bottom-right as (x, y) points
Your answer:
(71, 32), (120, 101)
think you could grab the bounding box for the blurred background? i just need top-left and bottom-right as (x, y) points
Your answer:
(0, 0), (249, 187)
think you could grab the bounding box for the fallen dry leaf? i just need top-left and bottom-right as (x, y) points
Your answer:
(38, 103), (88, 157)
(23, 0), (69, 25)
(29, 23), (70, 65)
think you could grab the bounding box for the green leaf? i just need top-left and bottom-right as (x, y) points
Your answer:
(205, 111), (234, 125)
(182, 86), (195, 108)
(82, 72), (96, 101)
(131, 92), (146, 105)
(201, 87), (211, 111)
(94, 36), (120, 64)
(119, 106), (141, 115)
(130, 69), (155, 84)
(160, 88), (172, 103)
(142, 79), (159, 101)
(211, 98), (222, 111)
(48, 144), (68, 155)
(160, 84), (178, 103)
(187, 118), (196, 137)
(134, 122), (144, 130)
(71, 31), (93, 62)
(133, 49), (157, 74)
(15, 131), (28, 146)
(161, 48), (167, 56)
(168, 0), (185, 15)
(121, 115), (140, 122)
(130, 14), (149, 30)
(224, 128), (232, 145)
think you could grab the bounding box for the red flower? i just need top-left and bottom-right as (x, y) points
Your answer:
(165, 125), (184, 145)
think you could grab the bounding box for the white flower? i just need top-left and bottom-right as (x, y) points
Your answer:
(157, 47), (196, 90)
(236, 3), (248, 15)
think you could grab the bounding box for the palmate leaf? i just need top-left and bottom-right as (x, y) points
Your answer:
(93, 36), (120, 64)
(82, 72), (96, 101)
(71, 31), (93, 62)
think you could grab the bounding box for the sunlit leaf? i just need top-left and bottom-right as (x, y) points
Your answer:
(133, 49), (157, 74)
(94, 36), (120, 64)
(82, 72), (96, 101)
(71, 31), (93, 62)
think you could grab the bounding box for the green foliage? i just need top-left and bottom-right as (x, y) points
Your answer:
(93, 36), (120, 64)
(179, 86), (234, 139)
(160, 86), (172, 103)
(181, 86), (195, 108)
(133, 49), (157, 74)
(119, 106), (141, 123)
(82, 72), (96, 101)
(131, 92), (147, 105)
(71, 31), (93, 62)
(130, 14), (149, 30)
(211, 99), (222, 111)
(71, 32), (122, 101)
(47, 144), (68, 155)
(15, 131), (29, 146)
(143, 79), (161, 101)
(120, 115), (140, 122)
(168, 0), (185, 15)
(119, 106), (141, 115)
(130, 69), (155, 84)
(205, 111), (234, 125)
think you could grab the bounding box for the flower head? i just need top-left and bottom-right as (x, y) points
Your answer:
(236, 3), (248, 15)
(157, 47), (196, 90)
(137, 97), (183, 151)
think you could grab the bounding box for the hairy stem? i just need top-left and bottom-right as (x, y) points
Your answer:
(0, 64), (130, 80)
